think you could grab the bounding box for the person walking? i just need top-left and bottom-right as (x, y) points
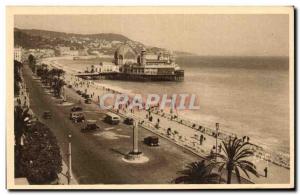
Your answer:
(264, 167), (268, 178)
(199, 134), (204, 145)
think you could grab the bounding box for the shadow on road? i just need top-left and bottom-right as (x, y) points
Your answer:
(110, 148), (127, 156)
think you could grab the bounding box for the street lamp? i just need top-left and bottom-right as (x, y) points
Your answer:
(67, 133), (72, 185)
(215, 123), (219, 161)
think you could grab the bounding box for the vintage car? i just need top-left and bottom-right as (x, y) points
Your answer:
(43, 111), (52, 119)
(85, 98), (92, 104)
(81, 120), (99, 133)
(123, 117), (134, 125)
(76, 90), (82, 95)
(104, 112), (120, 125)
(144, 136), (159, 146)
(70, 112), (85, 123)
(70, 106), (83, 112)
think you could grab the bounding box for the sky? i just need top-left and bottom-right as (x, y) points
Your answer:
(14, 14), (289, 56)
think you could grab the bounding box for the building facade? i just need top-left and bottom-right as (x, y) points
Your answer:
(14, 47), (22, 62)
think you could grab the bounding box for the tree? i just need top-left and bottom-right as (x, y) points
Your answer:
(208, 138), (259, 184)
(14, 106), (31, 177)
(173, 160), (222, 184)
(14, 106), (30, 146)
(21, 121), (62, 184)
(14, 60), (23, 96)
(28, 54), (36, 73)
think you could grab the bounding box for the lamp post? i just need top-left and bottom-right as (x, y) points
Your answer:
(215, 123), (219, 161)
(133, 121), (139, 154)
(67, 133), (72, 185)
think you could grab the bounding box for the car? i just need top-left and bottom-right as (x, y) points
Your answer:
(104, 112), (120, 125)
(85, 98), (92, 104)
(67, 84), (72, 88)
(124, 117), (134, 125)
(82, 94), (90, 99)
(70, 112), (85, 123)
(43, 111), (52, 119)
(76, 90), (82, 95)
(144, 136), (159, 146)
(81, 93), (89, 99)
(70, 106), (83, 112)
(81, 120), (99, 133)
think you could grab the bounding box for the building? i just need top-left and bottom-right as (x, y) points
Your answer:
(114, 45), (184, 81)
(114, 45), (137, 65)
(14, 47), (22, 62)
(57, 46), (78, 56)
(78, 44), (184, 81)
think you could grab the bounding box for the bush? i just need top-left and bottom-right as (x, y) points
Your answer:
(20, 121), (62, 184)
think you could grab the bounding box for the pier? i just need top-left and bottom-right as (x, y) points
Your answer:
(75, 70), (184, 81)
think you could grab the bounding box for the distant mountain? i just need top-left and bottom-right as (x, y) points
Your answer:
(14, 28), (195, 56)
(17, 28), (131, 42)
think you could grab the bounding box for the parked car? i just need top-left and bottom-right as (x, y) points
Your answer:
(70, 106), (83, 112)
(144, 136), (159, 146)
(85, 98), (92, 104)
(67, 84), (72, 88)
(43, 111), (52, 119)
(124, 117), (134, 125)
(104, 112), (121, 125)
(70, 112), (85, 123)
(76, 90), (82, 95)
(81, 120), (99, 133)
(81, 93), (89, 99)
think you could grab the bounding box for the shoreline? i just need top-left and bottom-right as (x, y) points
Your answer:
(42, 56), (290, 171)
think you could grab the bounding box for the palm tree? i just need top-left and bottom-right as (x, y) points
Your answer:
(14, 106), (30, 146)
(208, 137), (259, 184)
(173, 160), (222, 184)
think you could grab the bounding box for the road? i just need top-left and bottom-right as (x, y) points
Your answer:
(22, 64), (250, 184)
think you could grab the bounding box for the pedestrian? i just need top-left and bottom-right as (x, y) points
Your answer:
(167, 128), (171, 136)
(242, 136), (246, 142)
(149, 115), (153, 122)
(264, 167), (268, 178)
(200, 134), (204, 145)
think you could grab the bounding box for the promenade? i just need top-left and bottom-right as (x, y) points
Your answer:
(23, 64), (232, 184)
(62, 71), (290, 184)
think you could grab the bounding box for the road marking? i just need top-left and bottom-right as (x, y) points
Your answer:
(104, 127), (114, 131)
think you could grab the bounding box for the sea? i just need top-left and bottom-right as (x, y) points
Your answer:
(56, 56), (290, 155)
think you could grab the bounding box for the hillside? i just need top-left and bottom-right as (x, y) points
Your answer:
(14, 28), (195, 56)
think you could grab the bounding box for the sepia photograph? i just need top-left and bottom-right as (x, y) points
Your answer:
(6, 6), (294, 190)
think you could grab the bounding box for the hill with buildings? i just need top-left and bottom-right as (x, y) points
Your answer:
(14, 28), (194, 56)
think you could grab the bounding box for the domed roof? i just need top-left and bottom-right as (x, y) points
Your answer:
(115, 44), (137, 59)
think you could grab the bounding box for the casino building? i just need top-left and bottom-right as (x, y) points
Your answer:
(111, 44), (184, 81)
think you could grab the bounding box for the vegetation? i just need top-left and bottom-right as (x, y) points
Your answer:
(36, 64), (66, 97)
(173, 160), (222, 184)
(20, 121), (62, 184)
(28, 54), (36, 73)
(208, 137), (259, 184)
(14, 60), (23, 96)
(14, 106), (63, 184)
(174, 137), (259, 184)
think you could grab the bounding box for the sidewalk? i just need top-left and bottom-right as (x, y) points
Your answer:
(58, 159), (78, 185)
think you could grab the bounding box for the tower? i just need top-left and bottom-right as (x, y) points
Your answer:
(141, 48), (146, 66)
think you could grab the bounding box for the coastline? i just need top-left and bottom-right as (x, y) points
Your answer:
(42, 56), (290, 170)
